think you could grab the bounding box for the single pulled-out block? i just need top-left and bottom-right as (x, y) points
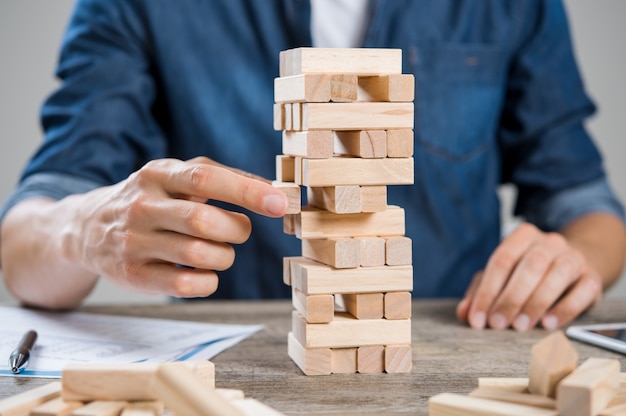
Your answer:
(0, 382), (61, 416)
(528, 331), (578, 398)
(279, 47), (402, 77)
(334, 130), (387, 158)
(301, 102), (413, 131)
(302, 157), (414, 187)
(428, 393), (558, 416)
(295, 206), (405, 239)
(292, 288), (334, 323)
(301, 238), (360, 268)
(357, 74), (415, 102)
(557, 357), (620, 416)
(271, 181), (301, 214)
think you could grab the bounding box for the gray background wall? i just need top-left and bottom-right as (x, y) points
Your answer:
(0, 0), (625, 305)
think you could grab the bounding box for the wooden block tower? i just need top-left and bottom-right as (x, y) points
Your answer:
(273, 48), (414, 375)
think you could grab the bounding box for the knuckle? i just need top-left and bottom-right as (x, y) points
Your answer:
(543, 232), (567, 248)
(524, 250), (550, 272)
(188, 165), (213, 193)
(490, 250), (518, 273)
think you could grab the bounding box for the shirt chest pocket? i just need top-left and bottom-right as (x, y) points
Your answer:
(412, 44), (508, 161)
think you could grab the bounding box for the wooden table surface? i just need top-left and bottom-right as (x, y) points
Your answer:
(1, 299), (624, 415)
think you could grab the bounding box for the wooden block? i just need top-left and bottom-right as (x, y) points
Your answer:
(282, 131), (333, 159)
(287, 332), (332, 376)
(477, 378), (529, 393)
(284, 103), (292, 131)
(271, 181), (301, 214)
(360, 185), (387, 212)
(273, 103), (284, 131)
(384, 291), (412, 320)
(182, 360), (215, 390)
(215, 389), (246, 401)
(230, 398), (286, 416)
(386, 129), (414, 157)
(357, 74), (415, 102)
(528, 331), (578, 398)
(293, 156), (303, 185)
(283, 256), (302, 286)
(292, 311), (411, 348)
(302, 157), (414, 186)
(283, 214), (295, 235)
(342, 293), (384, 319)
(330, 75), (358, 102)
(557, 357), (620, 416)
(357, 345), (385, 373)
(70, 401), (126, 416)
(120, 402), (163, 416)
(301, 102), (413, 131)
(301, 238), (360, 268)
(334, 130), (387, 158)
(30, 397), (84, 416)
(600, 403), (626, 416)
(428, 393), (558, 416)
(307, 186), (361, 214)
(292, 288), (334, 323)
(275, 155), (295, 182)
(385, 236), (412, 266)
(152, 362), (244, 416)
(274, 74), (330, 103)
(290, 257), (413, 295)
(0, 382), (61, 416)
(279, 48), (402, 76)
(295, 206), (405, 239)
(291, 102), (302, 131)
(385, 345), (412, 373)
(469, 389), (556, 410)
(358, 237), (385, 267)
(331, 348), (357, 374)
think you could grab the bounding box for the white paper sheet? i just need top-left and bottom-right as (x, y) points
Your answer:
(0, 305), (262, 377)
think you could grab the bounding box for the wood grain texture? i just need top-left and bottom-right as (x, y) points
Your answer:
(307, 186), (361, 214)
(302, 102), (413, 131)
(528, 331), (578, 397)
(334, 130), (387, 158)
(357, 74), (415, 102)
(301, 237), (360, 268)
(302, 157), (413, 186)
(279, 48), (402, 76)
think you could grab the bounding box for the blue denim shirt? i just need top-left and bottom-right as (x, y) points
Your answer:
(2, 0), (624, 299)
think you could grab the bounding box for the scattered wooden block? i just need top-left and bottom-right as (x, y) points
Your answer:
(287, 332), (332, 376)
(275, 155), (295, 182)
(273, 103), (284, 131)
(302, 157), (414, 186)
(385, 236), (412, 266)
(360, 185), (387, 212)
(528, 331), (578, 398)
(282, 131), (333, 159)
(301, 102), (413, 131)
(295, 206), (405, 239)
(469, 388), (556, 410)
(357, 237), (385, 267)
(292, 311), (411, 348)
(386, 129), (414, 157)
(290, 257), (413, 295)
(477, 378), (529, 393)
(215, 389), (246, 401)
(274, 74), (331, 103)
(230, 398), (286, 416)
(301, 237), (360, 268)
(152, 362), (243, 416)
(292, 288), (334, 323)
(384, 345), (412, 373)
(30, 397), (84, 416)
(334, 130), (387, 158)
(342, 293), (384, 319)
(279, 48), (402, 77)
(331, 348), (358, 374)
(357, 346), (385, 373)
(429, 393), (558, 416)
(330, 75), (358, 102)
(182, 360), (215, 391)
(600, 403), (626, 416)
(271, 181), (301, 214)
(70, 401), (127, 416)
(357, 74), (415, 102)
(0, 382), (61, 416)
(120, 402), (163, 416)
(307, 186), (361, 214)
(384, 291), (412, 320)
(557, 357), (620, 416)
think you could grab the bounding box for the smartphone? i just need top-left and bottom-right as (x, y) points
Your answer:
(566, 323), (626, 355)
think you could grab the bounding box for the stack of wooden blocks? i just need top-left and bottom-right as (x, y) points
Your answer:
(272, 48), (415, 375)
(429, 331), (626, 415)
(0, 361), (285, 416)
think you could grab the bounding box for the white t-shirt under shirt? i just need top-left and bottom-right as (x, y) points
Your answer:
(310, 0), (369, 48)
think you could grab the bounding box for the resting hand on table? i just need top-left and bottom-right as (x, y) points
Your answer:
(456, 215), (626, 331)
(0, 157), (288, 309)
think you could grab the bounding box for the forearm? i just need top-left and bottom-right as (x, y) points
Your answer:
(0, 197), (98, 310)
(559, 212), (626, 290)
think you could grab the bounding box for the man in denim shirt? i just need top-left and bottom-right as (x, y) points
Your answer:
(1, 0), (624, 331)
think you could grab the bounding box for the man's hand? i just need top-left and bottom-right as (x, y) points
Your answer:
(0, 157), (288, 308)
(456, 214), (625, 331)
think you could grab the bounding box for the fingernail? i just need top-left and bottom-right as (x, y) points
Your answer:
(542, 315), (559, 330)
(470, 312), (486, 329)
(513, 314), (531, 332)
(264, 194), (287, 216)
(489, 313), (507, 330)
